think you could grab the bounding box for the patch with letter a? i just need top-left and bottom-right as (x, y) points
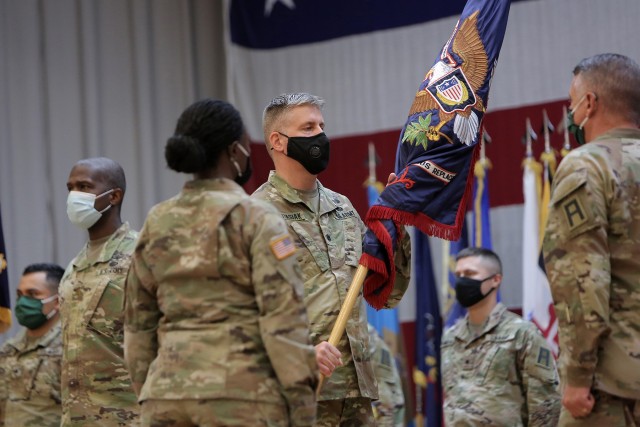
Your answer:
(270, 234), (296, 260)
(427, 67), (477, 114)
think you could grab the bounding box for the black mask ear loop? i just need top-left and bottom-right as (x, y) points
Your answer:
(230, 142), (247, 178)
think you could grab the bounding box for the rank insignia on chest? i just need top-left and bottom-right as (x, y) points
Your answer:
(270, 234), (296, 260)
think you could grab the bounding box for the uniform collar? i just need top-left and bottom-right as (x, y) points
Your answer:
(182, 177), (247, 195)
(593, 127), (640, 142)
(7, 321), (61, 353)
(267, 171), (339, 216)
(454, 302), (507, 344)
(74, 222), (132, 270)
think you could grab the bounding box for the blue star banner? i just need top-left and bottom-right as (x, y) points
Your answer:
(232, 0), (473, 49)
(360, 0), (511, 308)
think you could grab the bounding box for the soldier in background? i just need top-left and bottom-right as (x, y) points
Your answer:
(441, 247), (560, 426)
(124, 98), (317, 426)
(253, 92), (411, 426)
(367, 323), (405, 427)
(60, 157), (140, 425)
(0, 263), (64, 426)
(543, 53), (640, 426)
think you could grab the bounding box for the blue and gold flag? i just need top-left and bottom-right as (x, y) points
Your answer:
(361, 0), (511, 308)
(0, 205), (11, 332)
(414, 230), (443, 427)
(472, 130), (492, 249)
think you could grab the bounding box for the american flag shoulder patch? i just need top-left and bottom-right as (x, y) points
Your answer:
(270, 234), (296, 260)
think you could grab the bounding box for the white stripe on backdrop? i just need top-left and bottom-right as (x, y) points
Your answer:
(0, 0), (638, 343)
(226, 0), (640, 139)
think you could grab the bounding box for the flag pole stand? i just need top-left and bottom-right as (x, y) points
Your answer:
(316, 264), (369, 396)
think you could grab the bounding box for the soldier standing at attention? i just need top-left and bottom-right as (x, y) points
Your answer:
(253, 92), (411, 426)
(543, 53), (640, 426)
(60, 157), (140, 425)
(441, 247), (560, 426)
(0, 263), (64, 426)
(124, 98), (317, 427)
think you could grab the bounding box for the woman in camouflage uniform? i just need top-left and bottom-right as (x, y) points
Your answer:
(124, 99), (318, 427)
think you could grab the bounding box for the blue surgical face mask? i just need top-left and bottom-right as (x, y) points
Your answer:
(567, 94), (589, 146)
(66, 189), (114, 229)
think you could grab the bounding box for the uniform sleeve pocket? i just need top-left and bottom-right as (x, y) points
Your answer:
(551, 168), (588, 205)
(550, 168), (601, 240)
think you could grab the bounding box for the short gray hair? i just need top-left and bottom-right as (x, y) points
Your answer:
(573, 53), (640, 125)
(262, 93), (325, 145)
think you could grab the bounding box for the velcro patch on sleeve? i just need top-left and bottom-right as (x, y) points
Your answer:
(535, 346), (553, 370)
(270, 234), (296, 260)
(561, 196), (588, 231)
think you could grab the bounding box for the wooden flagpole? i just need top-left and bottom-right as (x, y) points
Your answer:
(316, 264), (369, 396)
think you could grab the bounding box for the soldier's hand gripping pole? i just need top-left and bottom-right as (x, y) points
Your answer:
(316, 264), (369, 396)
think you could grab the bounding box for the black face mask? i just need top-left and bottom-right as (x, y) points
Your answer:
(279, 131), (330, 175)
(455, 275), (496, 308)
(232, 143), (253, 186)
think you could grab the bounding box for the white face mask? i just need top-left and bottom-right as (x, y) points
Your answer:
(66, 189), (114, 229)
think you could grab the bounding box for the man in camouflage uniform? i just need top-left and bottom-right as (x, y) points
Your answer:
(543, 53), (640, 426)
(124, 97), (317, 426)
(367, 323), (405, 427)
(253, 92), (411, 426)
(441, 247), (560, 426)
(0, 263), (64, 426)
(59, 157), (139, 425)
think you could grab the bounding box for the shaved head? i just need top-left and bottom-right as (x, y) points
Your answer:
(75, 157), (126, 194)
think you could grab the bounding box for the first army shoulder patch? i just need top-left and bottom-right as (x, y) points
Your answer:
(561, 196), (588, 231)
(270, 234), (296, 260)
(535, 347), (553, 370)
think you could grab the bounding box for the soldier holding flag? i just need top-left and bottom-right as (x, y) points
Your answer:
(253, 92), (411, 426)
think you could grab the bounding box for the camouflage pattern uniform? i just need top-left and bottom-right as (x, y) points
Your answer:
(59, 222), (140, 426)
(124, 178), (317, 427)
(543, 128), (640, 426)
(0, 322), (62, 426)
(441, 303), (560, 426)
(367, 324), (405, 427)
(253, 171), (411, 426)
